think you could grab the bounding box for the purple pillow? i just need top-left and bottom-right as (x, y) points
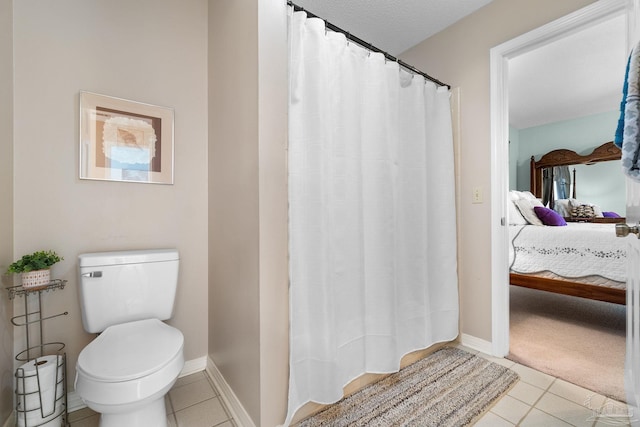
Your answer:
(603, 211), (621, 218)
(534, 206), (567, 226)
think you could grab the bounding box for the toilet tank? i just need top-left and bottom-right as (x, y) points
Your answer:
(78, 249), (179, 333)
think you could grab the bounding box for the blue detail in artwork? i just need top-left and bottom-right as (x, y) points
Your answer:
(108, 146), (151, 171)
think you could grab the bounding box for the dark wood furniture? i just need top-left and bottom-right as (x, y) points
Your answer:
(530, 141), (621, 207)
(510, 141), (625, 305)
(564, 217), (625, 223)
(509, 273), (625, 305)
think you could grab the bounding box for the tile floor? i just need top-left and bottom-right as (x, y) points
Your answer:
(68, 346), (633, 427)
(68, 371), (237, 427)
(466, 345), (633, 427)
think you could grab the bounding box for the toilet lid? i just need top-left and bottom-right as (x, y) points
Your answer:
(77, 318), (184, 382)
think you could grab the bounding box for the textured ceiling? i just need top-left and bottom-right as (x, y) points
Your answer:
(291, 0), (494, 55)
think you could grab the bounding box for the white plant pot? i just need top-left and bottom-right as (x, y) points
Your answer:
(21, 269), (51, 289)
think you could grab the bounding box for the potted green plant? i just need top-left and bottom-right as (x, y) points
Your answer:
(6, 250), (63, 288)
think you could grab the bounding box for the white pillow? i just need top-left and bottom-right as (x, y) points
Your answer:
(514, 198), (544, 226)
(593, 205), (604, 218)
(508, 201), (528, 225)
(519, 191), (538, 201)
(509, 190), (537, 201)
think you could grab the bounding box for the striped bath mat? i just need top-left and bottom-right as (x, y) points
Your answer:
(296, 346), (519, 426)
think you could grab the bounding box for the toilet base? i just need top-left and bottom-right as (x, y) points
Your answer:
(98, 397), (167, 427)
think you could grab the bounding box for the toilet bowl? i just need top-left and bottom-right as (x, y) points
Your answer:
(75, 319), (184, 427)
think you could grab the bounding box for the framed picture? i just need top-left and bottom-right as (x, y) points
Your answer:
(79, 91), (174, 184)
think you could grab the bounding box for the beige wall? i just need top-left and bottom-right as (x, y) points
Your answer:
(0, 0), (15, 422)
(208, 0), (289, 425)
(12, 0), (209, 389)
(401, 0), (596, 341)
(209, 0), (261, 421)
(257, 0), (289, 425)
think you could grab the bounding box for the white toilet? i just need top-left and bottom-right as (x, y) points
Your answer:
(74, 249), (184, 427)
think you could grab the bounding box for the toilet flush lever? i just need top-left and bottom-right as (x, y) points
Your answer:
(82, 271), (102, 278)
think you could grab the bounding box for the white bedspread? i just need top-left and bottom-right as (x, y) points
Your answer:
(509, 223), (626, 282)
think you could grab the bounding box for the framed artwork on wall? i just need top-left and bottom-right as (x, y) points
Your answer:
(79, 91), (174, 184)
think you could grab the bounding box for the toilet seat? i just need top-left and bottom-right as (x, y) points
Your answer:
(77, 318), (183, 382)
(75, 318), (184, 408)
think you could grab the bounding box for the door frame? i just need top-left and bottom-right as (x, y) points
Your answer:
(489, 0), (633, 357)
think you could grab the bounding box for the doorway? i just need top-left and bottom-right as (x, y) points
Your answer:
(489, 0), (631, 356)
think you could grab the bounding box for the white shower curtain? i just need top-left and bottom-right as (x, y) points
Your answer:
(286, 9), (459, 424)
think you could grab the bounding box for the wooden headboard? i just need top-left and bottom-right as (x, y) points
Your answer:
(530, 141), (621, 200)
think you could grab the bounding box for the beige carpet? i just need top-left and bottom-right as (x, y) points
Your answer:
(295, 347), (519, 427)
(508, 285), (626, 402)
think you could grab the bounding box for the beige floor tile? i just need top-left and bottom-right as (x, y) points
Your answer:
(67, 407), (98, 423)
(601, 397), (632, 411)
(548, 378), (607, 409)
(508, 380), (546, 406)
(170, 377), (217, 412)
(175, 397), (229, 427)
(510, 363), (555, 390)
(476, 352), (516, 369)
(490, 394), (532, 424)
(535, 392), (597, 427)
(590, 398), (635, 426)
(473, 411), (515, 426)
(174, 371), (208, 389)
(452, 343), (478, 354)
(69, 413), (100, 427)
(166, 394), (174, 414)
(69, 411), (179, 427)
(519, 408), (573, 427)
(594, 420), (631, 427)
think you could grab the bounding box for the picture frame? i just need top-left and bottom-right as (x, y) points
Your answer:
(79, 91), (174, 184)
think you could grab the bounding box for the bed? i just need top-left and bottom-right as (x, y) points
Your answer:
(508, 141), (627, 305)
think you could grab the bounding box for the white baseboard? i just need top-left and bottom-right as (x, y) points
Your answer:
(68, 355), (209, 413)
(67, 390), (85, 412)
(206, 356), (256, 427)
(460, 333), (493, 355)
(180, 356), (207, 377)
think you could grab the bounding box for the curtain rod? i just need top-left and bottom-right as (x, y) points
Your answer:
(287, 1), (451, 89)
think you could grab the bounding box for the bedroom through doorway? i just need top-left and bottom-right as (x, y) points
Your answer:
(494, 0), (628, 402)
